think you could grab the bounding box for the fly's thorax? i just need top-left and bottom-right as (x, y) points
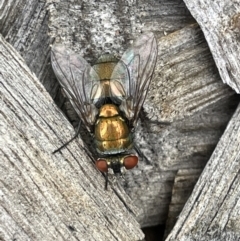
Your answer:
(93, 55), (118, 81)
(92, 56), (118, 100)
(94, 104), (132, 154)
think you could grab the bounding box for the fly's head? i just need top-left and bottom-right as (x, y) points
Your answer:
(95, 155), (138, 174)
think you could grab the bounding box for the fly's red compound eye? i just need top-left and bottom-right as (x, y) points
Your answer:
(96, 159), (108, 172)
(123, 155), (138, 170)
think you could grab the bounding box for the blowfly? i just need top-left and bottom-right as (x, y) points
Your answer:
(51, 32), (157, 187)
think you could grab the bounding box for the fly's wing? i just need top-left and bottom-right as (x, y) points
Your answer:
(51, 44), (102, 132)
(110, 32), (157, 127)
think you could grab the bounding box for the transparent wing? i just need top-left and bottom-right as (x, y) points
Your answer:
(110, 32), (157, 126)
(51, 44), (102, 132)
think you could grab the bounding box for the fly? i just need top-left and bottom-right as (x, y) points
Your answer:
(51, 32), (157, 188)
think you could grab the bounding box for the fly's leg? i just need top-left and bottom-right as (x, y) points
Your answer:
(53, 121), (81, 154)
(134, 143), (152, 165)
(134, 143), (143, 157)
(78, 142), (110, 190)
(105, 172), (109, 190)
(147, 120), (171, 125)
(139, 108), (171, 126)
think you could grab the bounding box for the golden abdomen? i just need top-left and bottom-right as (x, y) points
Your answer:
(94, 104), (132, 154)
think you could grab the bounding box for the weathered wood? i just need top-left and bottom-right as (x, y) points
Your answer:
(183, 0), (240, 93)
(47, 0), (239, 229)
(146, 23), (234, 121)
(165, 103), (240, 240)
(0, 0), (58, 97)
(47, 0), (195, 62)
(164, 169), (202, 238)
(0, 34), (144, 240)
(2, 0), (240, 238)
(120, 25), (238, 228)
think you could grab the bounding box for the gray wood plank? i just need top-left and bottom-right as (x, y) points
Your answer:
(120, 24), (238, 227)
(0, 0), (57, 97)
(164, 169), (202, 238)
(48, 0), (238, 228)
(183, 0), (240, 93)
(166, 103), (240, 240)
(0, 34), (144, 241)
(2, 0), (240, 236)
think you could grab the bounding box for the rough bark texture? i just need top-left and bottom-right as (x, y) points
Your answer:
(183, 0), (240, 93)
(165, 103), (240, 241)
(0, 35), (144, 241)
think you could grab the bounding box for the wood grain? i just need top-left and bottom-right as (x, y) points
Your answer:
(165, 102), (240, 240)
(0, 34), (144, 241)
(0, 0), (58, 97)
(1, 0), (240, 239)
(164, 168), (202, 238)
(47, 0), (238, 229)
(183, 0), (240, 93)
